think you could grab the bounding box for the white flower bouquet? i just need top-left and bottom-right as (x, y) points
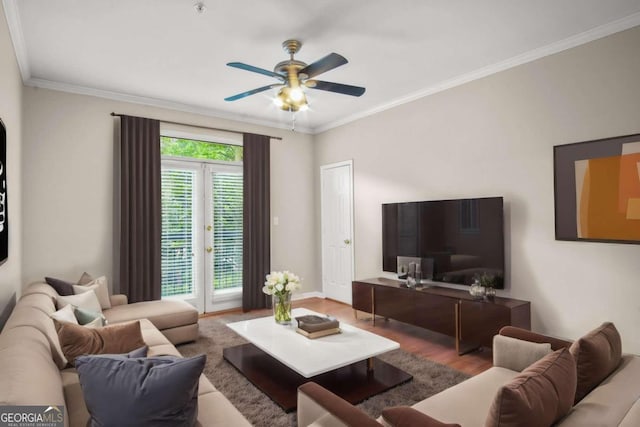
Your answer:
(262, 271), (301, 296)
(263, 271), (301, 324)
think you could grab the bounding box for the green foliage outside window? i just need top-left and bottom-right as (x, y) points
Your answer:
(161, 136), (243, 161)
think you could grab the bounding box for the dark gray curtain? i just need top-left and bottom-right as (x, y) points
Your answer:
(119, 115), (162, 303)
(242, 133), (271, 311)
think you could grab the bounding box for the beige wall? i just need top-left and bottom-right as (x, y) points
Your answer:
(22, 88), (317, 295)
(0, 4), (22, 323)
(314, 27), (640, 352)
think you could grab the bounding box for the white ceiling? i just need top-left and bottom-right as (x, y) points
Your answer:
(5, 0), (640, 133)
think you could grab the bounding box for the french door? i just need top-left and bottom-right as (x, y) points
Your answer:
(161, 159), (243, 313)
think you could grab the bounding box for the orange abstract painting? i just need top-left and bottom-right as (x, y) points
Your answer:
(575, 142), (640, 240)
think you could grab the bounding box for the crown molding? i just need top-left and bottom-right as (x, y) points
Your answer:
(3, 0), (31, 81)
(6, 0), (640, 135)
(312, 13), (640, 134)
(25, 78), (314, 134)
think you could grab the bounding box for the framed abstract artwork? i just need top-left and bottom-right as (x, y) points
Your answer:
(0, 118), (7, 262)
(554, 133), (640, 244)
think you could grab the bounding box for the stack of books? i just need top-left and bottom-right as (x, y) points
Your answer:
(295, 315), (341, 339)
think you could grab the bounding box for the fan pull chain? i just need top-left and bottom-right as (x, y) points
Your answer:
(291, 110), (296, 131)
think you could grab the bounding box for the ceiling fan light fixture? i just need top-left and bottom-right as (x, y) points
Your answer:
(274, 87), (308, 112)
(289, 87), (304, 102)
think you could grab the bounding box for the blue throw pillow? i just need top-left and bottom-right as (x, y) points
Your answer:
(73, 307), (107, 326)
(75, 354), (205, 427)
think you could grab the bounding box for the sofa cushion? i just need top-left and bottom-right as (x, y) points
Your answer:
(382, 406), (461, 427)
(569, 322), (622, 403)
(4, 304), (68, 369)
(408, 367), (517, 426)
(0, 326), (66, 409)
(57, 291), (102, 314)
(45, 276), (75, 296)
(74, 276), (111, 310)
(75, 354), (205, 427)
(556, 355), (640, 426)
(17, 292), (56, 315)
(22, 282), (61, 301)
(55, 319), (146, 365)
(486, 348), (576, 427)
(104, 299), (198, 331)
(493, 334), (552, 372)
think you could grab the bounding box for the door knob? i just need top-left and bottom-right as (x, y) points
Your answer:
(344, 239), (351, 245)
(206, 247), (213, 253)
(206, 225), (212, 231)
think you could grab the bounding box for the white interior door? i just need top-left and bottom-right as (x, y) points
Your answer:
(321, 160), (354, 304)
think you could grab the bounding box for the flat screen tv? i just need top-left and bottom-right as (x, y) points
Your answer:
(382, 197), (505, 288)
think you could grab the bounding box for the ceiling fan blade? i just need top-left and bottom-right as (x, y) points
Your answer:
(305, 80), (366, 97)
(298, 53), (348, 79)
(227, 62), (285, 81)
(224, 84), (283, 102)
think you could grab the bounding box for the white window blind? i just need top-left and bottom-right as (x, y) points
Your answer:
(161, 169), (196, 297)
(212, 172), (243, 290)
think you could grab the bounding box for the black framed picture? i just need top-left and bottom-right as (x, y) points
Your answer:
(554, 133), (640, 244)
(0, 118), (7, 262)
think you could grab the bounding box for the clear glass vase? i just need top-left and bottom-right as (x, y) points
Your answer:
(272, 292), (292, 324)
(469, 282), (486, 299)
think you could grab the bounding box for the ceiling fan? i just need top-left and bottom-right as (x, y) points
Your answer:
(224, 39), (366, 112)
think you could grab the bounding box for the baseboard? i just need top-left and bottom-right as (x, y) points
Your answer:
(293, 291), (325, 301)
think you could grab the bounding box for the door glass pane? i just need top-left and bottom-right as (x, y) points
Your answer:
(161, 169), (196, 297)
(212, 172), (243, 290)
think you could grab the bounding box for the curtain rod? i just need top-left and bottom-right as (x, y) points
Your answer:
(110, 112), (283, 141)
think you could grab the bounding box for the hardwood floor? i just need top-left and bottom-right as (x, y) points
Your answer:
(206, 297), (493, 377)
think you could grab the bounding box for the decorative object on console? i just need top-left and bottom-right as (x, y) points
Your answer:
(554, 133), (640, 244)
(474, 272), (497, 298)
(469, 281), (486, 298)
(263, 270), (301, 324)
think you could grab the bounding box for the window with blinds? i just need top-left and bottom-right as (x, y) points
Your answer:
(161, 169), (196, 297)
(212, 172), (243, 290)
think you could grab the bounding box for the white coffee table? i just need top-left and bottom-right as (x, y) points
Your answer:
(223, 308), (412, 412)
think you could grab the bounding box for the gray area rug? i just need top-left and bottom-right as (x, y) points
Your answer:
(178, 312), (470, 426)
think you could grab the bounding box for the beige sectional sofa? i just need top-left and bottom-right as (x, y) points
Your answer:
(0, 282), (251, 427)
(298, 324), (640, 427)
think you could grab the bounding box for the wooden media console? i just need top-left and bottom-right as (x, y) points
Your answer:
(352, 278), (531, 355)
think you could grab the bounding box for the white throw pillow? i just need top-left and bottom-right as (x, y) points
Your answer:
(83, 316), (105, 328)
(57, 291), (102, 314)
(50, 304), (79, 325)
(74, 276), (111, 309)
(493, 334), (552, 372)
